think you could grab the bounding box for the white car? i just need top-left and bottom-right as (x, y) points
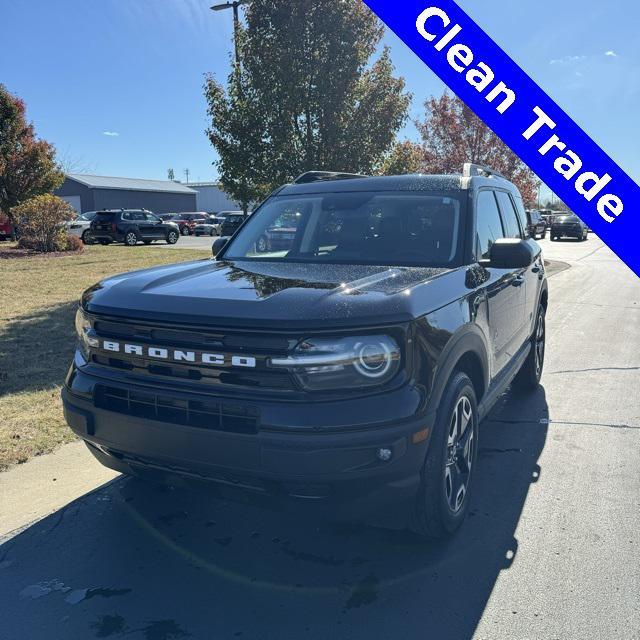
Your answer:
(67, 212), (98, 244)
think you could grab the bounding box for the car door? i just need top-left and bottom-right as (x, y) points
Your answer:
(145, 212), (165, 238)
(475, 189), (527, 374)
(131, 211), (152, 238)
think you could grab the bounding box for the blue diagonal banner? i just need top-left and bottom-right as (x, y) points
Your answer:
(364, 0), (640, 277)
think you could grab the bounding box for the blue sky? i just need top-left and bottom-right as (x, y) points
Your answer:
(1, 0), (638, 189)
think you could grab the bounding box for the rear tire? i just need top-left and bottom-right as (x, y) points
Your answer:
(81, 230), (93, 245)
(181, 226), (190, 236)
(124, 231), (138, 246)
(412, 372), (478, 539)
(513, 304), (546, 390)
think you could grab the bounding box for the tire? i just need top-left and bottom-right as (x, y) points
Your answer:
(551, 236), (557, 241)
(181, 226), (190, 236)
(513, 304), (546, 391)
(81, 230), (93, 245)
(209, 229), (216, 236)
(166, 230), (179, 245)
(256, 235), (268, 253)
(540, 229), (546, 240)
(124, 231), (138, 247)
(412, 372), (478, 539)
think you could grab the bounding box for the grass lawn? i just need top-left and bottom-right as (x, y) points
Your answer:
(0, 243), (210, 471)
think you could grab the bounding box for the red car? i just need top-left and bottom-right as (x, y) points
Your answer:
(169, 212), (209, 236)
(0, 215), (13, 241)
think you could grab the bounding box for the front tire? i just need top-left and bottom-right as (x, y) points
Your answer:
(513, 304), (546, 390)
(124, 231), (138, 246)
(412, 372), (478, 539)
(181, 226), (190, 236)
(166, 230), (179, 244)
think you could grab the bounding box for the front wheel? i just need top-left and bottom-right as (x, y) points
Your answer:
(124, 231), (138, 247)
(412, 372), (478, 539)
(181, 226), (190, 236)
(166, 230), (179, 244)
(513, 305), (546, 390)
(256, 235), (268, 253)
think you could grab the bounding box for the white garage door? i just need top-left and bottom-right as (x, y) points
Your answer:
(60, 195), (82, 213)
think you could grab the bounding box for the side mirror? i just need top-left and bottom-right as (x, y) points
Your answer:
(486, 238), (535, 269)
(212, 236), (230, 257)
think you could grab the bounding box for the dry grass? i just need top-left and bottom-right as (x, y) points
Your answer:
(0, 243), (210, 470)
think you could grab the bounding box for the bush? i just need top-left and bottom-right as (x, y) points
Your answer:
(12, 194), (75, 253)
(64, 234), (84, 252)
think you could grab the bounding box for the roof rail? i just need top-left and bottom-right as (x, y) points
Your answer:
(462, 163), (508, 181)
(293, 171), (369, 184)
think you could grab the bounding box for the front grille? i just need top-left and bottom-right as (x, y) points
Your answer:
(95, 385), (259, 433)
(87, 316), (296, 392)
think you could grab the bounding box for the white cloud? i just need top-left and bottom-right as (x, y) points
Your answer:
(102, 131), (120, 137)
(550, 55), (586, 65)
(605, 50), (619, 57)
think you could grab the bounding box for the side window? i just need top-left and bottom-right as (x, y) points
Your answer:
(121, 212), (131, 221)
(145, 213), (160, 222)
(131, 211), (146, 221)
(475, 190), (505, 259)
(496, 191), (522, 238)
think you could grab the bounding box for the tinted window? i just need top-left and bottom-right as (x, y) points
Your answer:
(146, 213), (161, 222)
(496, 191), (522, 238)
(476, 191), (504, 259)
(225, 192), (465, 267)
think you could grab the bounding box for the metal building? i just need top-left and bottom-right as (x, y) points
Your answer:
(55, 174), (197, 214)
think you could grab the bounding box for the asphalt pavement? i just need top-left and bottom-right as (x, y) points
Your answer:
(0, 234), (638, 640)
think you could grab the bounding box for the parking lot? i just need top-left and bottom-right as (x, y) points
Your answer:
(0, 233), (638, 640)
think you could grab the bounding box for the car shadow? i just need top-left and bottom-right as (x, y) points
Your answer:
(0, 300), (77, 396)
(0, 386), (548, 640)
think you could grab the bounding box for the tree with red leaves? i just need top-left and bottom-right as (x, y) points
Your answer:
(418, 93), (539, 205)
(0, 84), (63, 231)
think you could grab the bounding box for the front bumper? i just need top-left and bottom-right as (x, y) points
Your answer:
(62, 363), (434, 526)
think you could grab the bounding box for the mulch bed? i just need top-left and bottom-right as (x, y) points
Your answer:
(0, 246), (84, 259)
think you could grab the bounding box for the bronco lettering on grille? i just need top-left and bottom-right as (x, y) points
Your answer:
(100, 340), (257, 368)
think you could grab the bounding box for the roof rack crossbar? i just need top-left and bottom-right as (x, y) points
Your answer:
(462, 163), (508, 181)
(293, 171), (369, 184)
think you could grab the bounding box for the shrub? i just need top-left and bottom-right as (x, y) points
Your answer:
(12, 194), (75, 253)
(64, 234), (84, 252)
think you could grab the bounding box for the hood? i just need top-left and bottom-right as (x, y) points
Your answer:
(83, 259), (466, 329)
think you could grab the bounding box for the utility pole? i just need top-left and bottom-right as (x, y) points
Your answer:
(210, 1), (248, 66)
(184, 168), (190, 184)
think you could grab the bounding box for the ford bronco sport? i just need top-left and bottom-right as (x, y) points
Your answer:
(63, 164), (547, 538)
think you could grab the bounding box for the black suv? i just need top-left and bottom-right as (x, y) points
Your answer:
(220, 212), (248, 236)
(63, 165), (547, 538)
(526, 209), (547, 239)
(550, 213), (588, 241)
(90, 209), (180, 246)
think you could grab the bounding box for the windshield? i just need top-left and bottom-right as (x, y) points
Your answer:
(223, 192), (465, 267)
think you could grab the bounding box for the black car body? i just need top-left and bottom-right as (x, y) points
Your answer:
(526, 209), (546, 239)
(219, 213), (248, 237)
(550, 214), (588, 241)
(64, 165), (548, 537)
(90, 209), (180, 246)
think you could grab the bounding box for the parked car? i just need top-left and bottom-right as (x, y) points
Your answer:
(66, 165), (548, 538)
(256, 212), (300, 252)
(157, 213), (176, 222)
(67, 211), (99, 244)
(169, 212), (209, 236)
(0, 215), (13, 241)
(525, 209), (546, 240)
(219, 212), (248, 236)
(550, 213), (588, 241)
(89, 209), (180, 246)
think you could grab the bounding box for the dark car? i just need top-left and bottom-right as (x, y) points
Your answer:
(90, 209), (180, 246)
(256, 212), (300, 252)
(169, 212), (210, 236)
(0, 215), (13, 241)
(526, 209), (546, 240)
(219, 213), (248, 237)
(550, 213), (588, 241)
(63, 164), (548, 539)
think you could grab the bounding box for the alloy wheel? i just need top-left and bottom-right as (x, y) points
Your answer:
(125, 232), (137, 246)
(444, 395), (475, 513)
(534, 311), (545, 378)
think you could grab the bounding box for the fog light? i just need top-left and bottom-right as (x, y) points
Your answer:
(376, 447), (392, 462)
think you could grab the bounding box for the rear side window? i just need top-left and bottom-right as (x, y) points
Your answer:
(475, 191), (504, 259)
(495, 191), (522, 238)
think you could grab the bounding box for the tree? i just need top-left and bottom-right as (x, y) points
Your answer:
(417, 93), (539, 205)
(377, 140), (424, 175)
(205, 0), (411, 212)
(12, 194), (75, 253)
(167, 168), (175, 180)
(0, 85), (63, 227)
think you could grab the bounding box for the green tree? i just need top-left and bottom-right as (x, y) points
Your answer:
(417, 93), (539, 205)
(377, 140), (424, 175)
(205, 0), (411, 212)
(0, 85), (63, 228)
(167, 168), (175, 180)
(13, 194), (75, 253)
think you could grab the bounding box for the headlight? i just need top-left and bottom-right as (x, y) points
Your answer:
(75, 308), (98, 359)
(270, 335), (401, 391)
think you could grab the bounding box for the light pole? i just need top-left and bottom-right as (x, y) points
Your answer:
(210, 1), (249, 66)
